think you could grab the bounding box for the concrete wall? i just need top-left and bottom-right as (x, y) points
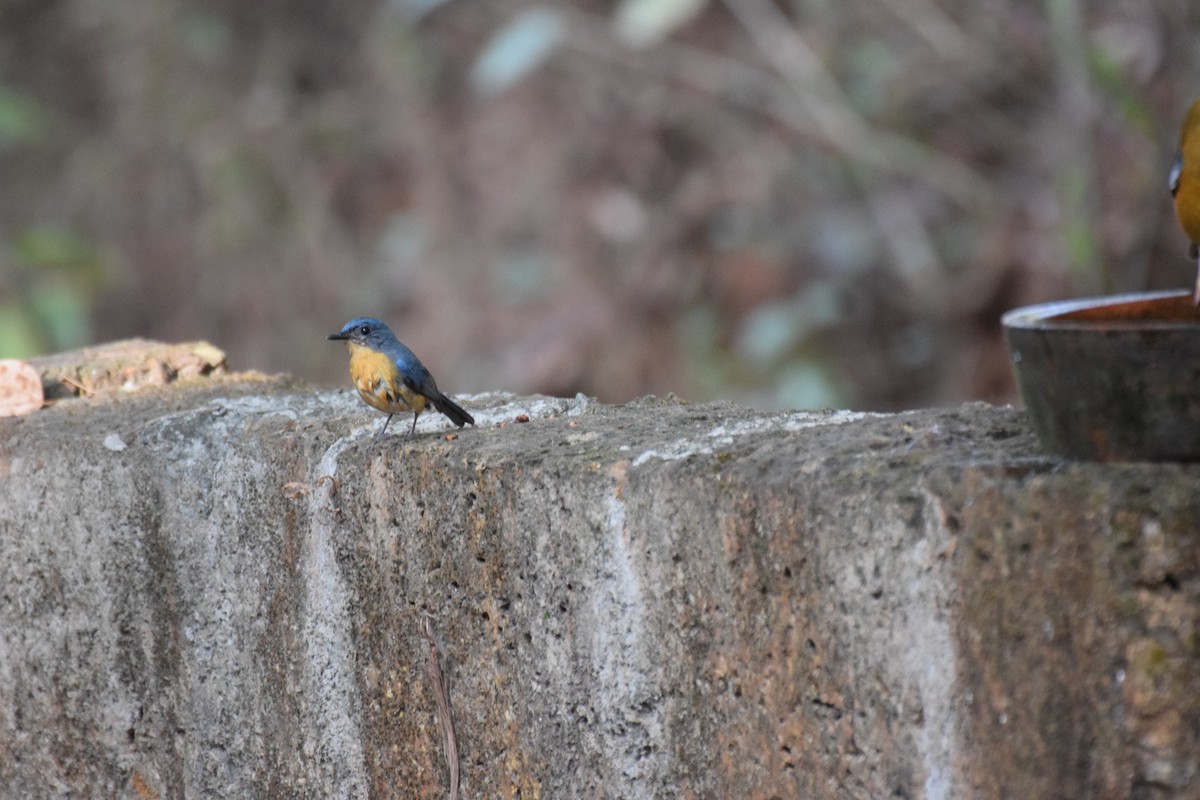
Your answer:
(1, 363), (1197, 798)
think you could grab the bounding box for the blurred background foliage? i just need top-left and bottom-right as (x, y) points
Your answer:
(0, 0), (1195, 409)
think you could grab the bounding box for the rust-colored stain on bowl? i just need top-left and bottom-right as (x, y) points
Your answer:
(1003, 290), (1200, 462)
(1048, 292), (1200, 324)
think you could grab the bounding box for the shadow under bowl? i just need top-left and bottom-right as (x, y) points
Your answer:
(1002, 290), (1200, 462)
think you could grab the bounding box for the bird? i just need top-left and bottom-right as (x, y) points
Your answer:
(1169, 98), (1200, 305)
(327, 317), (475, 446)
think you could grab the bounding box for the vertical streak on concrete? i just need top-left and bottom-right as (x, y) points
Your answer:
(908, 488), (959, 800)
(589, 479), (665, 797)
(298, 441), (369, 797)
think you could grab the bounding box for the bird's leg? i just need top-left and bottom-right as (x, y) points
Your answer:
(408, 411), (419, 436)
(1193, 246), (1200, 306)
(371, 414), (394, 449)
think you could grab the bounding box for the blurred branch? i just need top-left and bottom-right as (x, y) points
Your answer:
(546, 1), (999, 303)
(872, 0), (970, 58)
(722, 0), (981, 299)
(557, 4), (994, 212)
(1046, 0), (1103, 292)
(725, 0), (993, 213)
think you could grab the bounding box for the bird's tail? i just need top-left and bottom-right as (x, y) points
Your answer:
(433, 393), (475, 427)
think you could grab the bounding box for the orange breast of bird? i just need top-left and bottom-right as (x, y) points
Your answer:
(348, 343), (426, 416)
(1174, 100), (1200, 245)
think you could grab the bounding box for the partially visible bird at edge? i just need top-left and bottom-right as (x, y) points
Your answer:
(1169, 98), (1200, 305)
(327, 317), (475, 447)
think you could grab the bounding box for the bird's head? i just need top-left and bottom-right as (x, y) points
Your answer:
(327, 317), (393, 349)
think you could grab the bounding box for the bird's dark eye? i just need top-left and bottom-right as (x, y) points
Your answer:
(359, 326), (371, 336)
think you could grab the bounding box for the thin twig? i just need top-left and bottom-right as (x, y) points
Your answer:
(422, 617), (459, 800)
(58, 374), (95, 397)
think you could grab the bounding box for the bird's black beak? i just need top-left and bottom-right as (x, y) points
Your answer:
(327, 331), (349, 341)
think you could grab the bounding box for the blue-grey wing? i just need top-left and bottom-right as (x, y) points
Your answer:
(386, 341), (438, 396)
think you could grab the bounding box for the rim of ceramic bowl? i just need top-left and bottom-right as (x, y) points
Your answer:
(1001, 290), (1196, 331)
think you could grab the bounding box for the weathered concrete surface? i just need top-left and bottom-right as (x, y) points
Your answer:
(0, 367), (1198, 799)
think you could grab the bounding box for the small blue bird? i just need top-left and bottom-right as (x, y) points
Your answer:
(327, 317), (475, 446)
